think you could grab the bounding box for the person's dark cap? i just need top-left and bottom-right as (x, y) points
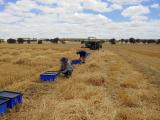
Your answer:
(60, 57), (68, 62)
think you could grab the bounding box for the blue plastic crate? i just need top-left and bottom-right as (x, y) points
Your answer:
(0, 91), (23, 109)
(0, 98), (9, 115)
(71, 60), (82, 65)
(40, 71), (59, 81)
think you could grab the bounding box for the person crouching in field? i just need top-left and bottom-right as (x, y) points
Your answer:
(77, 50), (87, 63)
(59, 57), (73, 78)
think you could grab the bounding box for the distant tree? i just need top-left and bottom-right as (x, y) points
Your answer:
(109, 38), (116, 44)
(123, 39), (127, 44)
(120, 39), (124, 44)
(31, 39), (37, 43)
(142, 40), (147, 44)
(17, 38), (24, 44)
(7, 38), (16, 44)
(38, 40), (42, 44)
(147, 40), (151, 44)
(44, 39), (50, 42)
(50, 37), (59, 43)
(156, 39), (160, 44)
(135, 39), (140, 43)
(146, 39), (155, 44)
(152, 39), (156, 44)
(27, 40), (31, 44)
(129, 38), (136, 44)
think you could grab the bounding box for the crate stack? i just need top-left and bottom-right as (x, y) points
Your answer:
(0, 91), (23, 115)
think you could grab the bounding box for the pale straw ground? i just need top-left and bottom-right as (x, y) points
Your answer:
(0, 43), (159, 120)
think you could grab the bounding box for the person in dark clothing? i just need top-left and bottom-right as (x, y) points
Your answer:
(76, 50), (87, 63)
(59, 57), (73, 78)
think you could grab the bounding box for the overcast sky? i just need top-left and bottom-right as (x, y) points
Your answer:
(0, 0), (160, 39)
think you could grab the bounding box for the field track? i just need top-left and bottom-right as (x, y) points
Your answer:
(0, 43), (160, 120)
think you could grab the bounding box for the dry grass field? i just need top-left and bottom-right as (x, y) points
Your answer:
(0, 43), (160, 120)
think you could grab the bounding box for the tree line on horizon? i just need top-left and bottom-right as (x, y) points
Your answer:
(109, 38), (160, 44)
(0, 38), (60, 44)
(0, 37), (159, 44)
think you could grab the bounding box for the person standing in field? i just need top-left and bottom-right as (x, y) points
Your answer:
(59, 57), (73, 78)
(76, 50), (87, 63)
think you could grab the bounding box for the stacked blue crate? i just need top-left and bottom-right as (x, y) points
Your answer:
(40, 71), (59, 81)
(0, 98), (9, 115)
(0, 91), (23, 109)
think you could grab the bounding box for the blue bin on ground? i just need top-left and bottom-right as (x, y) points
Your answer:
(71, 60), (82, 65)
(40, 71), (59, 81)
(0, 91), (23, 109)
(0, 98), (9, 115)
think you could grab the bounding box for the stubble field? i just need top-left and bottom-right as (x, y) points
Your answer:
(0, 43), (159, 120)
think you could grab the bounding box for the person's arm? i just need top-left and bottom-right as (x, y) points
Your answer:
(59, 63), (67, 73)
(61, 66), (68, 73)
(58, 64), (64, 73)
